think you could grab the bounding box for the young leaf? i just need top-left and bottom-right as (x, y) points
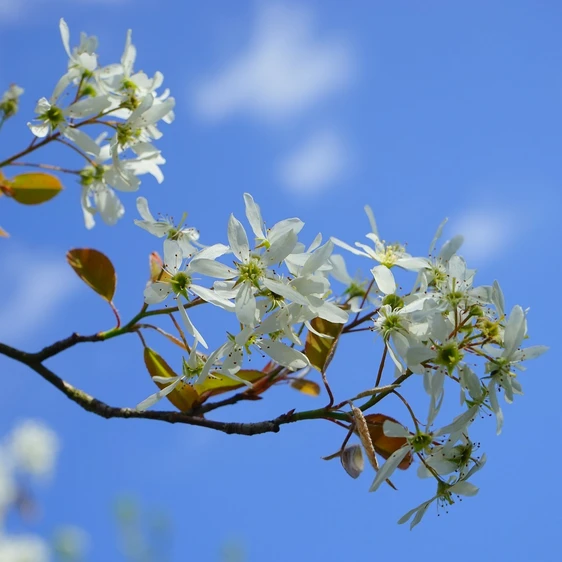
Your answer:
(149, 251), (172, 283)
(290, 378), (321, 397)
(195, 369), (265, 398)
(304, 317), (344, 372)
(67, 248), (116, 302)
(363, 413), (413, 470)
(6, 172), (63, 205)
(144, 347), (199, 412)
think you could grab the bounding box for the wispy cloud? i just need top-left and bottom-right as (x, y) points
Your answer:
(450, 210), (515, 263)
(0, 251), (79, 343)
(192, 3), (354, 123)
(278, 129), (348, 192)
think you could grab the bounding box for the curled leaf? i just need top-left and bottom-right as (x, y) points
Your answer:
(290, 378), (321, 397)
(340, 444), (364, 479)
(5, 172), (63, 205)
(144, 347), (199, 412)
(67, 248), (116, 302)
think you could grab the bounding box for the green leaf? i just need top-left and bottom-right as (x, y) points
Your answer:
(304, 317), (344, 372)
(195, 369), (265, 398)
(144, 347), (199, 412)
(67, 248), (116, 302)
(7, 172), (63, 205)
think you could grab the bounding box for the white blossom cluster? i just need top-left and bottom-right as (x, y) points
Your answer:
(0, 421), (59, 562)
(26, 19), (174, 228)
(332, 207), (547, 527)
(135, 196), (546, 527)
(135, 192), (350, 409)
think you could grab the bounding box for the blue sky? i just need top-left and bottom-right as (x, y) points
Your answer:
(1, 1), (561, 560)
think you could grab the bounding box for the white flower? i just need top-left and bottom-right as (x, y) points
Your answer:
(332, 205), (428, 294)
(81, 183), (124, 229)
(398, 477), (481, 530)
(369, 406), (478, 493)
(110, 93), (175, 159)
(143, 241), (235, 347)
(136, 342), (204, 411)
(0, 84), (24, 118)
(243, 193), (304, 248)
(484, 305), (548, 434)
(135, 197), (201, 259)
(97, 29), (172, 121)
(227, 212), (299, 326)
(52, 18), (99, 101)
(27, 95), (110, 139)
(196, 319), (309, 385)
(414, 218), (464, 292)
(9, 420), (59, 477)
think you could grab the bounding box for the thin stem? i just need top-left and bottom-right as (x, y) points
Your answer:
(352, 278), (375, 323)
(0, 132), (61, 168)
(8, 161), (82, 174)
(374, 345), (387, 387)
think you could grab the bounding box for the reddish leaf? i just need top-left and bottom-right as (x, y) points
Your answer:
(363, 413), (413, 470)
(67, 248), (116, 302)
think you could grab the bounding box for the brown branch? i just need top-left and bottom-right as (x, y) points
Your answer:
(0, 333), (105, 363)
(0, 350), (292, 436)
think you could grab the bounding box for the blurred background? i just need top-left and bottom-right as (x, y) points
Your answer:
(0, 1), (561, 560)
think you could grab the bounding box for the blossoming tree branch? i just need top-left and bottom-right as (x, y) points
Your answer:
(0, 20), (547, 528)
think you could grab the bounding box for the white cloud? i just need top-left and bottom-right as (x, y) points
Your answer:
(192, 3), (354, 123)
(451, 210), (515, 263)
(0, 251), (79, 343)
(278, 129), (348, 192)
